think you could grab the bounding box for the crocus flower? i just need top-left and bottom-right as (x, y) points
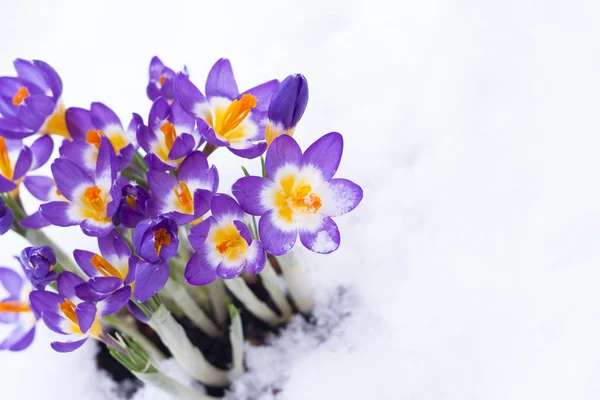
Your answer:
(131, 216), (179, 302)
(137, 98), (203, 170)
(0, 197), (14, 235)
(185, 194), (266, 286)
(20, 175), (66, 229)
(61, 104), (141, 172)
(175, 58), (279, 159)
(147, 151), (218, 225)
(232, 133), (363, 255)
(147, 56), (181, 102)
(19, 246), (58, 290)
(29, 271), (128, 352)
(113, 183), (150, 228)
(265, 74), (309, 146)
(73, 230), (133, 305)
(40, 136), (119, 237)
(0, 59), (68, 139)
(0, 135), (54, 193)
(0, 267), (37, 351)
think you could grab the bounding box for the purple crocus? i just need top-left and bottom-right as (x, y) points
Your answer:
(29, 271), (124, 352)
(20, 175), (65, 229)
(0, 197), (14, 235)
(72, 230), (133, 308)
(0, 267), (37, 351)
(175, 58), (279, 159)
(265, 74), (309, 146)
(185, 194), (266, 286)
(147, 151), (218, 225)
(232, 133), (363, 255)
(131, 216), (179, 302)
(19, 246), (58, 290)
(147, 56), (182, 102)
(60, 103), (141, 172)
(40, 136), (119, 237)
(113, 183), (150, 229)
(0, 135), (54, 193)
(137, 98), (203, 170)
(0, 59), (68, 139)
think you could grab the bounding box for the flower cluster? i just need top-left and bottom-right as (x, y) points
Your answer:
(0, 55), (362, 396)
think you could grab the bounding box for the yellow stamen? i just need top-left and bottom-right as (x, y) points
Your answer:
(91, 254), (124, 280)
(126, 194), (136, 209)
(214, 94), (257, 139)
(81, 185), (111, 223)
(86, 130), (104, 149)
(173, 181), (193, 214)
(265, 121), (295, 147)
(159, 75), (167, 87)
(0, 137), (13, 180)
(160, 121), (177, 150)
(274, 176), (322, 223)
(40, 102), (71, 138)
(154, 228), (171, 255)
(0, 300), (30, 313)
(214, 225), (247, 261)
(59, 298), (102, 337)
(12, 87), (29, 105)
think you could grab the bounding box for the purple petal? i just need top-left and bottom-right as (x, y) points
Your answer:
(267, 74), (308, 129)
(14, 59), (48, 90)
(99, 286), (131, 316)
(265, 135), (302, 180)
(0, 175), (17, 193)
(202, 124), (229, 147)
(232, 176), (274, 216)
(168, 133), (195, 160)
(127, 300), (148, 322)
(144, 153), (175, 171)
(321, 178), (363, 217)
(170, 99), (195, 133)
(29, 290), (63, 318)
(178, 151), (209, 182)
(58, 140), (95, 173)
(147, 168), (177, 199)
(33, 60), (62, 98)
(243, 79), (279, 113)
(192, 189), (213, 218)
(216, 260), (244, 280)
(299, 216), (340, 254)
(133, 261), (169, 302)
(57, 271), (85, 300)
(258, 210), (297, 256)
(136, 124), (156, 154)
(6, 326), (35, 351)
(51, 337), (88, 353)
(228, 141), (266, 159)
(301, 132), (343, 181)
(96, 136), (116, 181)
(98, 230), (131, 260)
(245, 240), (266, 274)
(185, 248), (217, 286)
(88, 276), (122, 293)
(19, 211), (50, 229)
(75, 302), (97, 334)
(0, 203), (14, 234)
(74, 283), (108, 302)
(23, 175), (54, 201)
(187, 216), (216, 250)
(29, 134), (54, 170)
(175, 73), (207, 118)
(211, 194), (243, 222)
(65, 107), (93, 141)
(0, 267), (23, 297)
(40, 201), (80, 227)
(205, 58), (239, 100)
(90, 102), (123, 131)
(51, 158), (93, 201)
(12, 146), (32, 181)
(234, 220), (252, 245)
(80, 219), (114, 237)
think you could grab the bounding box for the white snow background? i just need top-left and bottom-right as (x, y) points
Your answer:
(2, 0), (600, 399)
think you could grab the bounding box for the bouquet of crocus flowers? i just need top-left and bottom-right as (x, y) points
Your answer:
(0, 57), (363, 398)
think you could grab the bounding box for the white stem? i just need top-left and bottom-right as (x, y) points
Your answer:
(259, 261), (292, 321)
(134, 371), (218, 400)
(102, 314), (166, 361)
(277, 249), (314, 315)
(208, 280), (228, 327)
(148, 305), (229, 387)
(164, 278), (222, 338)
(223, 278), (283, 327)
(229, 306), (244, 377)
(25, 229), (82, 276)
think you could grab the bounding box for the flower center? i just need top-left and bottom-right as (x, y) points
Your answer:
(154, 228), (171, 255)
(173, 181), (193, 214)
(159, 74), (167, 87)
(214, 226), (247, 261)
(86, 130), (104, 149)
(59, 298), (102, 337)
(275, 176), (322, 222)
(0, 300), (30, 313)
(91, 254), (125, 280)
(0, 137), (13, 181)
(81, 185), (111, 223)
(212, 94), (257, 140)
(12, 86), (29, 106)
(126, 194), (136, 209)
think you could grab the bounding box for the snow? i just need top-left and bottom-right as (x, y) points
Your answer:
(3, 0), (600, 399)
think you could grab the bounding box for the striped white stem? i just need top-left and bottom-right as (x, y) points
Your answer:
(223, 278), (283, 327)
(259, 261), (292, 321)
(277, 249), (314, 315)
(134, 371), (218, 400)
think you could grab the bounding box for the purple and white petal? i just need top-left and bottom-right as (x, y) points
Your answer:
(211, 194), (243, 223)
(185, 247), (218, 286)
(57, 271), (85, 300)
(175, 73), (207, 118)
(301, 132), (343, 181)
(29, 135), (54, 170)
(75, 302), (97, 334)
(23, 175), (55, 201)
(65, 107), (93, 141)
(133, 261), (169, 302)
(98, 285), (131, 316)
(40, 201), (81, 227)
(243, 80), (279, 113)
(187, 216), (216, 250)
(205, 58), (239, 100)
(245, 240), (266, 274)
(232, 176), (275, 216)
(51, 337), (88, 353)
(51, 158), (93, 201)
(320, 178), (363, 217)
(299, 216), (340, 254)
(265, 135), (302, 180)
(258, 210), (297, 256)
(19, 211), (50, 229)
(228, 141), (266, 159)
(12, 146), (32, 181)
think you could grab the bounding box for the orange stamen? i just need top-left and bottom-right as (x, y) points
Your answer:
(160, 121), (177, 151)
(173, 181), (193, 214)
(154, 228), (171, 255)
(213, 225), (246, 260)
(218, 94), (257, 136)
(0, 300), (30, 313)
(12, 87), (29, 106)
(58, 298), (78, 325)
(91, 254), (124, 279)
(274, 178), (322, 223)
(126, 194), (136, 209)
(0, 137), (13, 180)
(81, 185), (111, 223)
(86, 130), (104, 149)
(159, 75), (167, 87)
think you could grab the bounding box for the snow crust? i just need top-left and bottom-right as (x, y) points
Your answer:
(2, 0), (600, 399)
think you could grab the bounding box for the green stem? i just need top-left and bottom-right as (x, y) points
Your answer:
(121, 169), (149, 189)
(103, 314), (166, 361)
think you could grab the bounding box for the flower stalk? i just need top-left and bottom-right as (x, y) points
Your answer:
(277, 248), (314, 315)
(223, 277), (283, 327)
